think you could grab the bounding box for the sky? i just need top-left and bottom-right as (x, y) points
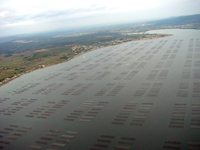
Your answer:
(0, 0), (200, 37)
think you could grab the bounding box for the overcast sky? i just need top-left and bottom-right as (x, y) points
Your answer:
(0, 0), (200, 36)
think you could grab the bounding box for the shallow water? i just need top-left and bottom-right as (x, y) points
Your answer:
(0, 29), (200, 150)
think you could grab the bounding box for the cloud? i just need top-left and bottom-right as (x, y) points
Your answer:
(4, 20), (35, 27)
(30, 5), (109, 20)
(0, 0), (162, 26)
(0, 0), (112, 27)
(0, 0), (200, 36)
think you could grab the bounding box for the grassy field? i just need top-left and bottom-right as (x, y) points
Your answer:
(0, 46), (75, 81)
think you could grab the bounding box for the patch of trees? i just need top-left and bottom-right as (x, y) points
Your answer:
(0, 31), (119, 55)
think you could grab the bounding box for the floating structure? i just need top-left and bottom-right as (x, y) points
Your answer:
(0, 29), (200, 149)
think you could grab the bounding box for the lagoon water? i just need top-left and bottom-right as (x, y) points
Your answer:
(0, 29), (200, 150)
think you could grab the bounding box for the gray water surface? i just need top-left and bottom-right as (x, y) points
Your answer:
(0, 29), (200, 150)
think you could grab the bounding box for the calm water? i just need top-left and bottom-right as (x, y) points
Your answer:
(0, 29), (200, 150)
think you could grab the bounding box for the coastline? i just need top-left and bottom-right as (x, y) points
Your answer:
(0, 33), (171, 87)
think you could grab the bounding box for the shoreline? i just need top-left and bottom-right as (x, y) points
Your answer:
(0, 33), (171, 87)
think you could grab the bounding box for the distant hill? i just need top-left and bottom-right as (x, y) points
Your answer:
(0, 36), (21, 44)
(149, 14), (200, 25)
